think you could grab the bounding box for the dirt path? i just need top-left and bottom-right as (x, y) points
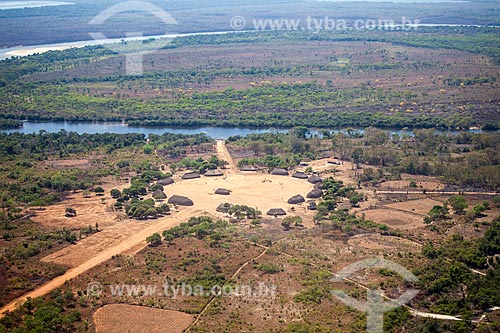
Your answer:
(376, 190), (499, 196)
(0, 208), (199, 317)
(186, 245), (269, 332)
(215, 140), (237, 175)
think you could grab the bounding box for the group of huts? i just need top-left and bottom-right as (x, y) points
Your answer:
(264, 167), (324, 217)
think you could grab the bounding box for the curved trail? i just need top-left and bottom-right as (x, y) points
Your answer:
(0, 208), (198, 317)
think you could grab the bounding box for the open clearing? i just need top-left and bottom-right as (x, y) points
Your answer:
(384, 198), (445, 215)
(348, 233), (422, 251)
(93, 304), (193, 333)
(361, 208), (426, 230)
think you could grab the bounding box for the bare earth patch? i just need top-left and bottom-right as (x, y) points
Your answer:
(41, 159), (91, 170)
(362, 208), (425, 230)
(348, 233), (422, 251)
(378, 175), (445, 191)
(93, 304), (193, 333)
(384, 198), (445, 216)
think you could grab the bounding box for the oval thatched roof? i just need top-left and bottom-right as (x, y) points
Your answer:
(215, 188), (231, 195)
(168, 195), (194, 206)
(287, 194), (305, 204)
(157, 177), (174, 186)
(314, 182), (324, 190)
(182, 172), (201, 179)
(308, 174), (322, 184)
(240, 165), (258, 172)
(307, 188), (324, 199)
(152, 189), (167, 200)
(270, 168), (289, 176)
(291, 171), (308, 179)
(216, 202), (233, 213)
(266, 208), (287, 216)
(205, 169), (224, 177)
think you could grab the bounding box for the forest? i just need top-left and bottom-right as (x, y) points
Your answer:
(1, 27), (500, 130)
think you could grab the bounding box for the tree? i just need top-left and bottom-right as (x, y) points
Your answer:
(143, 145), (153, 154)
(472, 204), (487, 217)
(281, 218), (292, 230)
(448, 195), (468, 215)
(349, 194), (363, 207)
(65, 207), (77, 217)
(428, 205), (449, 221)
(146, 233), (162, 246)
(110, 189), (121, 199)
(94, 187), (105, 196)
(351, 148), (363, 169)
(82, 189), (91, 198)
(164, 233), (175, 244)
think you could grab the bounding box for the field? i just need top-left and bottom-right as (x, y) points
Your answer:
(93, 304), (193, 333)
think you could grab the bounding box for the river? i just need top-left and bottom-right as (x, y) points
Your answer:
(0, 121), (484, 139)
(1, 22), (498, 60)
(0, 31), (244, 60)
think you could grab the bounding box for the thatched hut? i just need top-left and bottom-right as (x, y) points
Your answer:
(267, 208), (287, 216)
(314, 182), (324, 190)
(240, 165), (258, 172)
(216, 202), (233, 213)
(270, 168), (289, 176)
(182, 172), (201, 180)
(291, 171), (308, 179)
(308, 174), (322, 184)
(152, 190), (167, 200)
(287, 194), (305, 204)
(205, 169), (223, 177)
(215, 188), (231, 195)
(307, 188), (323, 199)
(168, 195), (194, 206)
(158, 177), (174, 186)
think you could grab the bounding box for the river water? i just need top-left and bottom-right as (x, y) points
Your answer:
(1, 121), (483, 139)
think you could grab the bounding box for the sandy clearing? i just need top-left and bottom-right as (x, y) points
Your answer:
(379, 180), (445, 191)
(362, 208), (426, 230)
(93, 304), (193, 333)
(30, 177), (128, 229)
(41, 158), (91, 170)
(348, 233), (422, 251)
(384, 198), (444, 215)
(5, 46), (72, 58)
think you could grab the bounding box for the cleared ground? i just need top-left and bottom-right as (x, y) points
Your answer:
(93, 304), (193, 333)
(362, 208), (426, 230)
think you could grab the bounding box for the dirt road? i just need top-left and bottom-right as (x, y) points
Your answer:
(0, 208), (199, 317)
(376, 190), (499, 196)
(215, 140), (237, 174)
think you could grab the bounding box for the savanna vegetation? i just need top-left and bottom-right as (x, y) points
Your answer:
(1, 27), (500, 130)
